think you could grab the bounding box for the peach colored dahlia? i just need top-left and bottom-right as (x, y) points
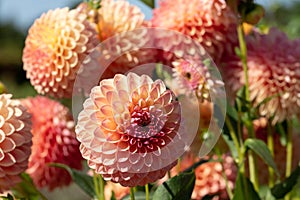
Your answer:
(22, 96), (82, 190)
(23, 8), (99, 98)
(151, 0), (238, 62)
(0, 94), (32, 192)
(76, 72), (183, 187)
(222, 28), (300, 124)
(172, 59), (224, 101)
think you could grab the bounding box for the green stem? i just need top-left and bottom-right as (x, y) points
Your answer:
(225, 116), (240, 156)
(130, 187), (136, 200)
(237, 22), (259, 192)
(145, 184), (150, 200)
(99, 175), (105, 200)
(20, 174), (48, 200)
(267, 122), (275, 187)
(285, 120), (293, 200)
(93, 171), (101, 200)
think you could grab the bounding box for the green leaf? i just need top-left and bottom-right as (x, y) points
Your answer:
(0, 193), (14, 200)
(232, 172), (261, 200)
(271, 165), (300, 199)
(152, 171), (195, 200)
(139, 0), (155, 9)
(49, 163), (96, 198)
(226, 102), (238, 121)
(222, 133), (238, 160)
(244, 138), (280, 176)
(12, 173), (42, 200)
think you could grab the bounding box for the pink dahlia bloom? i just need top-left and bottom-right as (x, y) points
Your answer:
(23, 8), (99, 98)
(22, 96), (82, 190)
(76, 72), (185, 187)
(222, 28), (300, 124)
(151, 0), (238, 62)
(172, 59), (224, 101)
(0, 94), (32, 192)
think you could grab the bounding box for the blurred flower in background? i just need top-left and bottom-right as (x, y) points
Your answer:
(22, 96), (82, 190)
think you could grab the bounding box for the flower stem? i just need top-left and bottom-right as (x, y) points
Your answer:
(237, 22), (259, 191)
(285, 120), (293, 200)
(145, 184), (150, 200)
(130, 187), (136, 200)
(93, 172), (100, 200)
(267, 122), (275, 187)
(99, 175), (105, 200)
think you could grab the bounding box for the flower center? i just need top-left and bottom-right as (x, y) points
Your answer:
(131, 108), (151, 127)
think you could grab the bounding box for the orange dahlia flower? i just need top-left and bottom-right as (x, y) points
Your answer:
(0, 94), (32, 192)
(22, 96), (82, 190)
(23, 8), (99, 98)
(76, 72), (187, 187)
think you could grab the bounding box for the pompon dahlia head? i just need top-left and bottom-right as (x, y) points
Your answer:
(151, 0), (238, 62)
(76, 72), (186, 187)
(0, 94), (32, 192)
(76, 0), (156, 82)
(23, 7), (99, 98)
(222, 27), (300, 124)
(21, 96), (83, 190)
(172, 59), (224, 101)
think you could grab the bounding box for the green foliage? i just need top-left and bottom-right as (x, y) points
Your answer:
(232, 172), (261, 200)
(261, 2), (300, 39)
(271, 165), (300, 199)
(244, 138), (280, 177)
(49, 163), (96, 198)
(139, 0), (155, 8)
(152, 171), (195, 200)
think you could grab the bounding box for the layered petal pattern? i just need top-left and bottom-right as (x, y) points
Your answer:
(22, 96), (82, 190)
(23, 7), (98, 98)
(222, 28), (300, 124)
(76, 73), (185, 187)
(151, 0), (237, 62)
(0, 94), (32, 192)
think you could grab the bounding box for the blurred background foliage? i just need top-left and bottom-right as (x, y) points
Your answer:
(261, 1), (300, 39)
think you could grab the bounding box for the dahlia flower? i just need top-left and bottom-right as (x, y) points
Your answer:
(151, 0), (238, 61)
(76, 72), (188, 187)
(22, 96), (82, 190)
(251, 118), (300, 184)
(172, 59), (224, 101)
(222, 28), (300, 124)
(0, 94), (32, 192)
(23, 8), (99, 98)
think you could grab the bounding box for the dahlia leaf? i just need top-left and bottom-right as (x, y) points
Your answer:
(271, 165), (300, 199)
(232, 172), (261, 200)
(139, 0), (155, 8)
(244, 138), (280, 176)
(222, 133), (238, 160)
(226, 102), (238, 121)
(49, 163), (96, 198)
(152, 171), (195, 200)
